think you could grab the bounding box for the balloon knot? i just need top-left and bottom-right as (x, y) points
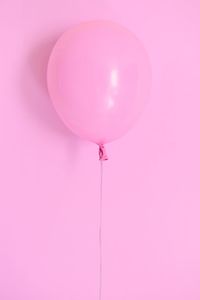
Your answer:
(99, 144), (108, 161)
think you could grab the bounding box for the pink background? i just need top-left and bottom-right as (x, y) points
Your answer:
(0, 0), (200, 299)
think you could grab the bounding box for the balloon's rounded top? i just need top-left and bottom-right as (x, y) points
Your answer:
(47, 20), (151, 145)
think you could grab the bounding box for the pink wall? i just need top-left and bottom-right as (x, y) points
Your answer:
(0, 0), (200, 299)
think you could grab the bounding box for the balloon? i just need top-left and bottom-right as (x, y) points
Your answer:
(47, 20), (151, 148)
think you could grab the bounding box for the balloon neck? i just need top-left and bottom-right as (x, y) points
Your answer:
(99, 144), (108, 161)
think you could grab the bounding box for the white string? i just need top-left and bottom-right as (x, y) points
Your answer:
(99, 160), (103, 300)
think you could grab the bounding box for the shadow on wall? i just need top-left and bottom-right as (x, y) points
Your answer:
(20, 33), (81, 164)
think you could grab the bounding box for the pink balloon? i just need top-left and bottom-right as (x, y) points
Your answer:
(47, 21), (151, 145)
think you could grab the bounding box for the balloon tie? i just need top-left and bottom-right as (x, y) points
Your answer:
(99, 144), (108, 161)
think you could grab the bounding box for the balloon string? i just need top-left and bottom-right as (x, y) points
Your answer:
(98, 144), (107, 300)
(99, 159), (103, 300)
(99, 159), (104, 300)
